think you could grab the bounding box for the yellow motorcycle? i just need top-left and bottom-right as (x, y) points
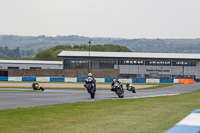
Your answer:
(32, 83), (44, 91)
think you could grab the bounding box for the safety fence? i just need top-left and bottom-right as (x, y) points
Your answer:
(165, 109), (200, 133)
(0, 77), (194, 84)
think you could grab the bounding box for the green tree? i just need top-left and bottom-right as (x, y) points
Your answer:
(34, 49), (54, 60)
(34, 44), (132, 60)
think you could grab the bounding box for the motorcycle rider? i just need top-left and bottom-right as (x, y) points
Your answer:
(84, 73), (96, 92)
(32, 82), (44, 91)
(32, 82), (39, 90)
(125, 82), (130, 90)
(111, 79), (123, 91)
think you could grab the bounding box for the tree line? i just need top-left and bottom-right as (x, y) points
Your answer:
(0, 46), (20, 58)
(34, 44), (132, 61)
(0, 46), (36, 59)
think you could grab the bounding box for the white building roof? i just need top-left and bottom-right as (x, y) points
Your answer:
(58, 51), (200, 60)
(0, 60), (62, 65)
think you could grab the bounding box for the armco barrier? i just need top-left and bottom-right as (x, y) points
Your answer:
(77, 78), (85, 82)
(65, 78), (77, 82)
(22, 77), (36, 82)
(105, 78), (118, 83)
(165, 108), (200, 133)
(160, 79), (173, 83)
(0, 77), (8, 81)
(132, 79), (146, 83)
(8, 77), (22, 81)
(36, 77), (50, 82)
(50, 77), (65, 82)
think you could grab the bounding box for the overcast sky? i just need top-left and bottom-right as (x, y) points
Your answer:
(0, 0), (200, 39)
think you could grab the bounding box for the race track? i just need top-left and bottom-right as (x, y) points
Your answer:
(0, 83), (200, 110)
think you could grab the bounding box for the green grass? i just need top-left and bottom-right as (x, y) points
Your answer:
(0, 89), (200, 133)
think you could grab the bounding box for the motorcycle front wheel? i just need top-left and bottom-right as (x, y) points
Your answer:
(120, 89), (124, 98)
(90, 92), (95, 98)
(132, 87), (136, 93)
(40, 87), (44, 91)
(116, 88), (124, 98)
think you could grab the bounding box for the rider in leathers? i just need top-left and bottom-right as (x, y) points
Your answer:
(111, 79), (123, 91)
(84, 73), (96, 92)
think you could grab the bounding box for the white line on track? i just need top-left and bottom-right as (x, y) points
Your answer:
(126, 93), (179, 99)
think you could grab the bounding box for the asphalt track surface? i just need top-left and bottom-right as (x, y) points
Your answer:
(0, 83), (200, 110)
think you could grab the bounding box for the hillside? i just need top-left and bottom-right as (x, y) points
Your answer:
(1, 35), (200, 58)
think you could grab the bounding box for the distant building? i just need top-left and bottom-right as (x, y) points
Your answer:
(58, 51), (200, 80)
(0, 60), (62, 70)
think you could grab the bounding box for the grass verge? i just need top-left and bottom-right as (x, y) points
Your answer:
(0, 89), (200, 133)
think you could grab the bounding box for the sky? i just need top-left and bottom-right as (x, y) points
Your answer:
(0, 0), (200, 39)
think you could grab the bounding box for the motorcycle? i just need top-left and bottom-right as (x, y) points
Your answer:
(127, 83), (136, 93)
(113, 82), (124, 98)
(32, 83), (44, 91)
(84, 77), (96, 98)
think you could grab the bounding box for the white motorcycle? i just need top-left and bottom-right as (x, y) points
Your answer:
(127, 83), (136, 93)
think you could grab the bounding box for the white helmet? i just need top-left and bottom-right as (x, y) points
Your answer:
(88, 73), (92, 77)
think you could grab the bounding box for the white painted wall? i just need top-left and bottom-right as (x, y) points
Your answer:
(118, 79), (132, 83)
(8, 77), (22, 81)
(173, 79), (179, 83)
(65, 78), (77, 82)
(36, 77), (50, 82)
(146, 79), (160, 83)
(95, 78), (105, 83)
